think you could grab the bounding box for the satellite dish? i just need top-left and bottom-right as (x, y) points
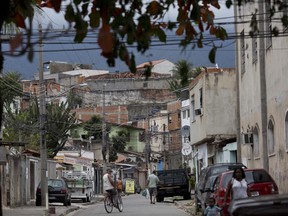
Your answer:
(181, 143), (192, 156)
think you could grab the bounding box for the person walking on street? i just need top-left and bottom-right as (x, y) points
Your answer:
(147, 170), (159, 204)
(224, 167), (251, 206)
(103, 169), (117, 206)
(204, 197), (222, 216)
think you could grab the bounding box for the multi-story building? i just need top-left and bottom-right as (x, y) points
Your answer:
(235, 0), (288, 193)
(189, 68), (238, 177)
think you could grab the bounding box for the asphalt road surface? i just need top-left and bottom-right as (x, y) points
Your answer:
(67, 194), (190, 216)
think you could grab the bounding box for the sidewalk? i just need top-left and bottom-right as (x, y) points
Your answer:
(3, 196), (104, 216)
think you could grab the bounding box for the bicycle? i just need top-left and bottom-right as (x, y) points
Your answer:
(104, 190), (123, 213)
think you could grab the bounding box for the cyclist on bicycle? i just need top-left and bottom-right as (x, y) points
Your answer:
(103, 169), (117, 206)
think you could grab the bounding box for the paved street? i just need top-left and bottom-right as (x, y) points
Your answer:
(2, 194), (196, 216)
(67, 194), (195, 216)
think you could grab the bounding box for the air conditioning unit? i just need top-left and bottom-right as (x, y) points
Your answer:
(243, 133), (253, 144)
(195, 108), (202, 115)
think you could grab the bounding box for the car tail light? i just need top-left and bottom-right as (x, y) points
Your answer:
(219, 189), (226, 200)
(60, 188), (67, 193)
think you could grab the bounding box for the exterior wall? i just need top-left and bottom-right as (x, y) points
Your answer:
(109, 125), (146, 153)
(73, 106), (129, 124)
(181, 99), (194, 171)
(167, 101), (182, 169)
(152, 61), (174, 75)
(148, 113), (169, 171)
(190, 68), (237, 145)
(236, 1), (288, 193)
(5, 155), (56, 207)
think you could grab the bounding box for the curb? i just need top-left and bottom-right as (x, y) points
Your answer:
(58, 206), (80, 216)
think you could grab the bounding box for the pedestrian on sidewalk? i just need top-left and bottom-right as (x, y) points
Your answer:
(147, 170), (159, 204)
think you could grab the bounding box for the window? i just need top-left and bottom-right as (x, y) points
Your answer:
(183, 110), (186, 119)
(253, 125), (260, 158)
(240, 30), (245, 74)
(199, 88), (203, 108)
(267, 119), (275, 155)
(191, 95), (195, 122)
(284, 0), (288, 32)
(265, 0), (272, 49)
(285, 112), (288, 149)
(143, 82), (148, 87)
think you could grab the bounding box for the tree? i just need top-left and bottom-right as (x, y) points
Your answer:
(109, 129), (129, 162)
(0, 71), (22, 128)
(3, 95), (77, 158)
(83, 115), (103, 140)
(168, 60), (201, 96)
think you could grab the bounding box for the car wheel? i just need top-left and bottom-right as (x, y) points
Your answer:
(156, 196), (163, 202)
(36, 197), (41, 206)
(67, 198), (71, 206)
(86, 195), (90, 202)
(183, 194), (191, 200)
(63, 196), (69, 206)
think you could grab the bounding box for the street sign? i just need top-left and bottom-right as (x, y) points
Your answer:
(181, 143), (192, 156)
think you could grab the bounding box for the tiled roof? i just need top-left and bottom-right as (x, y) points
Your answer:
(87, 71), (168, 80)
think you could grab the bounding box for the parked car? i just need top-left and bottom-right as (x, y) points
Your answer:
(228, 194), (288, 216)
(195, 163), (247, 215)
(211, 168), (279, 216)
(36, 178), (72, 206)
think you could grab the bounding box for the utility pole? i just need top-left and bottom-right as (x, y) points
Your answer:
(39, 23), (48, 210)
(102, 83), (107, 172)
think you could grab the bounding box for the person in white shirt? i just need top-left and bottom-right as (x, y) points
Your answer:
(147, 170), (159, 204)
(103, 169), (117, 205)
(225, 167), (251, 205)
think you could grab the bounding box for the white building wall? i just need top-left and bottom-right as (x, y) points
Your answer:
(236, 1), (288, 193)
(152, 60), (174, 76)
(190, 68), (237, 145)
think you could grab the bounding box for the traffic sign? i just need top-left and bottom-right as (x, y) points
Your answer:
(181, 143), (192, 156)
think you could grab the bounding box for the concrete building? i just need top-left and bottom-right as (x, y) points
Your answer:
(136, 59), (174, 76)
(235, 0), (288, 193)
(189, 68), (238, 177)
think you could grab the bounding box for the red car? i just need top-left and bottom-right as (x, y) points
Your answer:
(210, 168), (279, 216)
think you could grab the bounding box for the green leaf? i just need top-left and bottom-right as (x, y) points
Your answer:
(209, 47), (217, 64)
(65, 4), (75, 22)
(155, 27), (166, 42)
(190, 3), (200, 21)
(225, 0), (233, 9)
(89, 11), (100, 28)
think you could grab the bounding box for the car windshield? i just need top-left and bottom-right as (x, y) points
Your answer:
(48, 180), (63, 187)
(211, 166), (230, 175)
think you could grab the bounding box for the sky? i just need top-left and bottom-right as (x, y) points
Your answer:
(2, 1), (236, 80)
